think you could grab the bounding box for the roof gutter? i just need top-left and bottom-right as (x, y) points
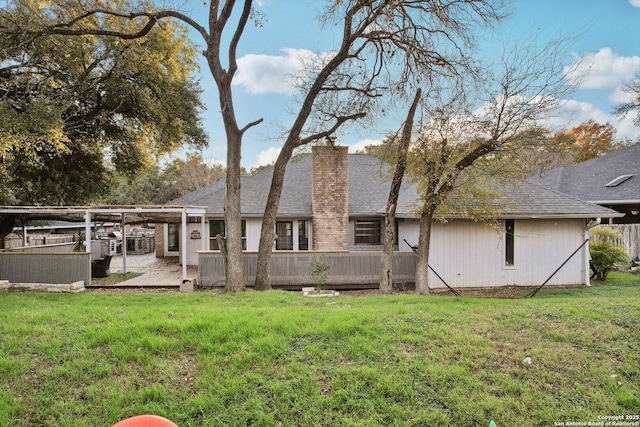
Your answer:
(589, 199), (640, 205)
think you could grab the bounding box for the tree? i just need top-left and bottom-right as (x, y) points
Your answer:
(104, 165), (169, 206)
(103, 154), (225, 205)
(566, 120), (618, 162)
(254, 0), (508, 290)
(0, 0), (249, 290)
(614, 74), (640, 128)
(589, 226), (628, 281)
(162, 154), (226, 198)
(380, 89), (421, 294)
(0, 0), (207, 246)
(410, 39), (574, 294)
(483, 127), (577, 178)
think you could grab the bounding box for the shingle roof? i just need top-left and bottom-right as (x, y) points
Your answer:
(171, 153), (620, 219)
(490, 181), (619, 218)
(526, 143), (640, 203)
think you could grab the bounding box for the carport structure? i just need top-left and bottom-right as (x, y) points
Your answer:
(0, 205), (207, 282)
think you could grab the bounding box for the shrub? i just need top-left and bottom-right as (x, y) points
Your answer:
(589, 226), (629, 281)
(309, 256), (332, 290)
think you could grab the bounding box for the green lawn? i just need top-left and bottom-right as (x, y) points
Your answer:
(1, 274), (639, 427)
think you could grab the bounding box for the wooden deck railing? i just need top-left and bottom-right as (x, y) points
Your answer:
(198, 251), (417, 289)
(0, 252), (91, 285)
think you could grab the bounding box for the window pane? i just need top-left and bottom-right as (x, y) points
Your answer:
(298, 220), (309, 251)
(276, 222), (293, 250)
(168, 224), (179, 252)
(208, 220), (246, 250)
(209, 220), (225, 250)
(355, 220), (381, 245)
(505, 219), (514, 266)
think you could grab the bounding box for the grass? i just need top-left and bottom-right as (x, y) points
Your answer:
(1, 273), (639, 426)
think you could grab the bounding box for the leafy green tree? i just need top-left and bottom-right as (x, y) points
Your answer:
(104, 154), (226, 205)
(589, 226), (629, 281)
(103, 164), (171, 206)
(0, 0), (207, 246)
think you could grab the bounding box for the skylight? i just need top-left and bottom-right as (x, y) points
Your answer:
(605, 174), (633, 187)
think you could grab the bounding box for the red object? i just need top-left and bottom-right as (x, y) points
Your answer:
(111, 414), (178, 427)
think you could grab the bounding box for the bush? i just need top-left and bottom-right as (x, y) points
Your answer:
(589, 226), (629, 281)
(309, 256), (331, 290)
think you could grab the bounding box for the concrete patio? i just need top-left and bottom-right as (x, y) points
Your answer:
(98, 252), (197, 288)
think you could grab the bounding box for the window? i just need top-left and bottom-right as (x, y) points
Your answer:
(298, 220), (309, 251)
(276, 221), (293, 250)
(167, 224), (180, 252)
(209, 220), (246, 250)
(209, 220), (225, 250)
(505, 219), (514, 266)
(355, 219), (381, 245)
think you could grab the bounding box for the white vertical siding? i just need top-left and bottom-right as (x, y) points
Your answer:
(399, 218), (588, 288)
(398, 220), (420, 252)
(245, 218), (262, 251)
(185, 223), (206, 265)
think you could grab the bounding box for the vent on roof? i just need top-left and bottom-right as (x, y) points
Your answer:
(605, 174), (633, 187)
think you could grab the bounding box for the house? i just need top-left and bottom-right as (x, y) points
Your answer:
(158, 146), (620, 290)
(527, 143), (640, 224)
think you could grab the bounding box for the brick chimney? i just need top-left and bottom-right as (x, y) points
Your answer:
(312, 145), (349, 250)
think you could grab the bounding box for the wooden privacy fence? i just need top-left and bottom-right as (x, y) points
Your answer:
(0, 252), (91, 285)
(198, 251), (417, 289)
(2, 242), (77, 253)
(594, 224), (640, 260)
(3, 234), (76, 249)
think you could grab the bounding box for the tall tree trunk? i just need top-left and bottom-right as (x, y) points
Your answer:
(224, 130), (245, 293)
(380, 210), (397, 294)
(415, 207), (435, 295)
(380, 89), (421, 294)
(255, 144), (295, 290)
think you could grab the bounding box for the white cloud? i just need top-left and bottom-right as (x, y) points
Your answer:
(615, 113), (639, 140)
(253, 147), (281, 167)
(630, 0), (640, 8)
(233, 48), (324, 94)
(538, 99), (609, 130)
(609, 85), (636, 104)
(566, 48), (640, 89)
(204, 157), (226, 168)
(348, 139), (383, 153)
(537, 98), (639, 140)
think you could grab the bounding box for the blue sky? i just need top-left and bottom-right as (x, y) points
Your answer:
(181, 0), (640, 168)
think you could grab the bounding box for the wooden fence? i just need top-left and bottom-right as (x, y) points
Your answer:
(0, 252), (91, 285)
(594, 224), (640, 260)
(198, 251), (417, 289)
(1, 242), (77, 253)
(3, 234), (75, 249)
